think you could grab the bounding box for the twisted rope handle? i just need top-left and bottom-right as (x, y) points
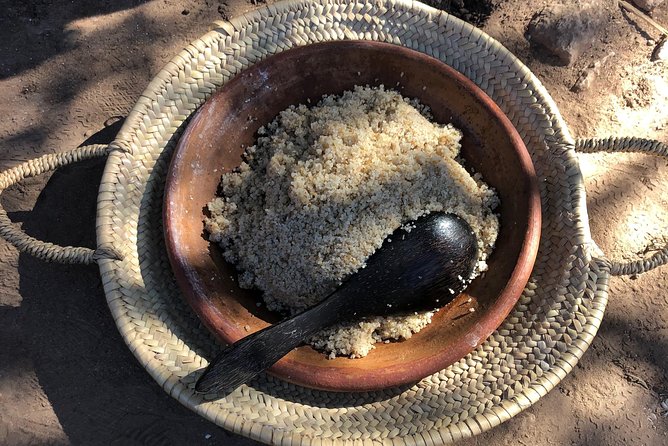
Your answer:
(575, 137), (668, 276)
(0, 144), (122, 264)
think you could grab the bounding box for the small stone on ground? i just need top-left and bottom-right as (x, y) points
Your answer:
(526, 0), (608, 65)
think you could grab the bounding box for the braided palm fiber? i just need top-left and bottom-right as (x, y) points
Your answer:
(575, 137), (668, 276)
(95, 0), (609, 443)
(0, 144), (115, 264)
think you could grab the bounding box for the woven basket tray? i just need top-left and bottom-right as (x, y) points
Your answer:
(1, 0), (667, 444)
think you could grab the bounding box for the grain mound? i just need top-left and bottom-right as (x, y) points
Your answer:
(206, 85), (499, 358)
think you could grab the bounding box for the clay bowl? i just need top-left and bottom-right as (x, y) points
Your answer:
(164, 41), (541, 392)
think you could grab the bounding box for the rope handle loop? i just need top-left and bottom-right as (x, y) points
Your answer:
(0, 144), (122, 264)
(576, 137), (668, 276)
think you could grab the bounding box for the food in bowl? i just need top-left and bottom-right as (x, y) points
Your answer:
(205, 85), (499, 358)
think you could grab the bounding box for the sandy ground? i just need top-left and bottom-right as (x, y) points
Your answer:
(1, 0), (667, 444)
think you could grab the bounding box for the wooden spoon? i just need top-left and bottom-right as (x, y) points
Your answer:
(195, 212), (478, 394)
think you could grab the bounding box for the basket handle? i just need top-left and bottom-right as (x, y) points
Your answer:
(0, 144), (122, 264)
(575, 137), (668, 276)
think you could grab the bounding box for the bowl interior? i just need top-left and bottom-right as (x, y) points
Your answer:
(164, 41), (541, 392)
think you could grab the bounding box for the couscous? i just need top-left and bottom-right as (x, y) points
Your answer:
(205, 85), (499, 358)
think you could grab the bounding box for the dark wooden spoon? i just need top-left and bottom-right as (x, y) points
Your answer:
(195, 212), (478, 394)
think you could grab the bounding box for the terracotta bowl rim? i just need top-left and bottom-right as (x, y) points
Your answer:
(164, 40), (541, 392)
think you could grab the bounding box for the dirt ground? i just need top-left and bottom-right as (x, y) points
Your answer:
(1, 0), (667, 444)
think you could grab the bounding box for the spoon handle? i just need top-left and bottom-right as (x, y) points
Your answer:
(195, 293), (351, 394)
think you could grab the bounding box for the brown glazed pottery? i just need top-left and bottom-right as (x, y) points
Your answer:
(164, 41), (541, 392)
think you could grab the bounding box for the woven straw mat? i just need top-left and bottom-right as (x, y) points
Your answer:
(89, 0), (625, 444)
